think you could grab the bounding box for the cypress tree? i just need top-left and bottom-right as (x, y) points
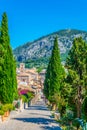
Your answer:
(0, 12), (17, 103)
(13, 58), (18, 100)
(49, 37), (64, 99)
(44, 59), (51, 99)
(0, 23), (5, 102)
(44, 37), (65, 109)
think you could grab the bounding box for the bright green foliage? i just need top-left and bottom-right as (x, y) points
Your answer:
(0, 13), (10, 48)
(66, 37), (87, 118)
(36, 67), (44, 73)
(21, 92), (34, 103)
(0, 12), (17, 104)
(44, 37), (65, 104)
(21, 95), (28, 103)
(27, 92), (34, 101)
(44, 60), (51, 99)
(49, 37), (65, 102)
(12, 59), (18, 100)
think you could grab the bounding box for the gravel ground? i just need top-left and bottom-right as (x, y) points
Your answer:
(0, 101), (61, 130)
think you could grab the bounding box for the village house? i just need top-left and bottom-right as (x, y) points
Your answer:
(16, 63), (44, 94)
(39, 69), (46, 89)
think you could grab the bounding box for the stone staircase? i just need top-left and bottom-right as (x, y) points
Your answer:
(30, 94), (40, 105)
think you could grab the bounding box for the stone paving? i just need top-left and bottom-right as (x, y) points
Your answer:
(0, 101), (61, 130)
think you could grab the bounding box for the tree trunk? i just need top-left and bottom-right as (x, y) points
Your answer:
(77, 86), (82, 118)
(77, 103), (81, 118)
(52, 103), (57, 111)
(69, 120), (72, 126)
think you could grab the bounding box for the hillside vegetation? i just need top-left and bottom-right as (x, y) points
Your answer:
(14, 29), (87, 68)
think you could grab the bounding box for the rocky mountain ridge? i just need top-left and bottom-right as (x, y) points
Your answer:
(13, 29), (87, 68)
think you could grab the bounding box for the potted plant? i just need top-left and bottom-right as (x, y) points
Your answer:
(2, 104), (13, 117)
(6, 104), (13, 116)
(0, 110), (5, 122)
(2, 104), (9, 117)
(7, 104), (13, 111)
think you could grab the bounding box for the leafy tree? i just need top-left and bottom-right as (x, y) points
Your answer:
(82, 97), (87, 121)
(36, 67), (43, 73)
(66, 37), (87, 118)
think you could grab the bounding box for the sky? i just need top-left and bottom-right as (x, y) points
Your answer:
(0, 0), (87, 48)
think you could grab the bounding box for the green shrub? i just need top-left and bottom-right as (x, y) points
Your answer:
(27, 92), (34, 101)
(13, 106), (15, 110)
(0, 110), (4, 115)
(2, 104), (13, 112)
(72, 118), (83, 130)
(2, 104), (8, 112)
(21, 95), (28, 103)
(7, 104), (13, 111)
(0, 105), (2, 110)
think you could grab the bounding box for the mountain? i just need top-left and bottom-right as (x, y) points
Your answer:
(13, 29), (87, 68)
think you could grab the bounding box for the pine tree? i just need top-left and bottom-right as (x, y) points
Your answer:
(0, 12), (17, 103)
(66, 37), (87, 118)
